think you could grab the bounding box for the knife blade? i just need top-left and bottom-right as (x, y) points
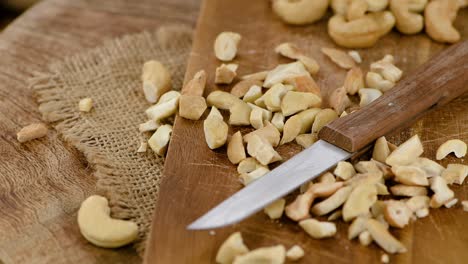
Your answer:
(187, 140), (351, 230)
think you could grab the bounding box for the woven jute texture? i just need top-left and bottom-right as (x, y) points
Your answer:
(31, 25), (192, 254)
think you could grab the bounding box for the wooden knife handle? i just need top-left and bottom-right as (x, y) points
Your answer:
(319, 41), (468, 152)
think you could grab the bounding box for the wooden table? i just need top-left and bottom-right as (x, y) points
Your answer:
(0, 1), (199, 263)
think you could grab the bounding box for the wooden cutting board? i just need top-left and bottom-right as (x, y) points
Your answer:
(145, 0), (468, 263)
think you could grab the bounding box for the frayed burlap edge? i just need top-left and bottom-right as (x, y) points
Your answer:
(30, 25), (192, 255)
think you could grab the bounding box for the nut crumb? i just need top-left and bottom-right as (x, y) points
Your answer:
(381, 253), (390, 263)
(79, 98), (93, 112)
(462, 201), (468, 212)
(17, 123), (48, 143)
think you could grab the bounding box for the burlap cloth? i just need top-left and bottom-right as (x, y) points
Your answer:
(31, 25), (192, 254)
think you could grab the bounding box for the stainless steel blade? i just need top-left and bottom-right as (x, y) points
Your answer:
(187, 140), (352, 230)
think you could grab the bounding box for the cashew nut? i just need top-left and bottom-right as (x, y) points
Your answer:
(247, 135), (282, 165)
(312, 108), (339, 133)
(295, 133), (318, 148)
(248, 103), (273, 122)
(207, 91), (242, 110)
(286, 75), (321, 95)
(425, 0), (461, 43)
(321, 47), (356, 69)
(264, 83), (293, 112)
(142, 60), (172, 103)
(442, 163), (468, 185)
(250, 108), (265, 129)
(348, 216), (370, 240)
(390, 0), (424, 34)
(390, 184), (428, 197)
(328, 210), (343, 221)
(77, 195), (138, 248)
(392, 166), (429, 186)
(286, 245), (305, 261)
(281, 108), (321, 144)
(430, 176), (454, 208)
(272, 0), (329, 25)
(204, 107), (228, 149)
(444, 198), (458, 208)
(228, 131), (246, 165)
(215, 64), (238, 84)
(233, 245), (285, 264)
(311, 186), (353, 216)
(78, 98), (93, 112)
(244, 121), (281, 147)
(157, 90), (181, 104)
(408, 0), (428, 12)
(263, 61), (309, 88)
(331, 0), (350, 14)
(406, 195), (430, 212)
(139, 120), (160, 133)
(299, 219), (337, 239)
(345, 172), (383, 187)
(436, 139), (467, 160)
(409, 157), (445, 177)
(318, 172), (336, 184)
(329, 86), (352, 115)
(275, 42), (320, 74)
(145, 96), (180, 121)
(383, 200), (412, 228)
(216, 232), (249, 264)
(359, 88), (382, 107)
(370, 55), (403, 83)
(344, 67), (364, 95)
(242, 85), (263, 103)
(372, 136), (391, 163)
(328, 12), (396, 48)
(241, 70), (269, 81)
(17, 123), (48, 143)
(366, 0), (389, 11)
(359, 231), (373, 246)
(237, 157), (267, 174)
(240, 167), (270, 186)
(366, 72), (395, 92)
(386, 135), (424, 166)
(271, 112), (285, 132)
(214, 32), (242, 61)
(179, 95), (207, 121)
(334, 161), (357, 180)
(229, 101), (252, 126)
(281, 91), (322, 116)
(347, 0), (368, 21)
(343, 183), (378, 221)
(371, 200), (386, 218)
(348, 50), (362, 63)
(264, 198), (286, 219)
(148, 124), (173, 156)
(366, 219), (407, 254)
(182, 70), (206, 96)
(137, 142), (147, 153)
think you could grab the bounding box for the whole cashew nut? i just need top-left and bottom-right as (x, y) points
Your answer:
(408, 0), (428, 12)
(78, 195), (138, 248)
(390, 0), (424, 34)
(328, 12), (396, 48)
(366, 0), (389, 12)
(272, 0), (329, 25)
(425, 0), (461, 43)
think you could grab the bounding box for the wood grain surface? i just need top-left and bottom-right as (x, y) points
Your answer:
(0, 0), (199, 263)
(145, 0), (468, 263)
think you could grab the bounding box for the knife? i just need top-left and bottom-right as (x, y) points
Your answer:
(187, 41), (468, 230)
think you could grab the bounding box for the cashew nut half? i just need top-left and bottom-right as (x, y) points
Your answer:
(425, 0), (461, 43)
(436, 139), (467, 160)
(214, 32), (241, 61)
(77, 195), (138, 248)
(442, 164), (468, 185)
(272, 0), (329, 25)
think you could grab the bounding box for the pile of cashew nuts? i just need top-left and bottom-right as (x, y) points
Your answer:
(272, 0), (467, 48)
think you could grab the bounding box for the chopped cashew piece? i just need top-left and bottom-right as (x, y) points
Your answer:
(281, 108), (321, 144)
(392, 166), (429, 186)
(232, 80), (263, 98)
(247, 135), (282, 166)
(462, 201), (468, 212)
(241, 71), (269, 81)
(406, 195), (430, 212)
(272, 0), (329, 25)
(318, 172), (336, 184)
(263, 61), (309, 88)
(321, 47), (356, 69)
(359, 231), (373, 246)
(207, 91), (242, 110)
(215, 64), (238, 84)
(366, 219), (407, 254)
(286, 75), (321, 95)
(345, 172), (383, 188)
(343, 184), (378, 221)
(410, 157), (445, 177)
(373, 136), (391, 163)
(182, 70), (206, 96)
(442, 164), (468, 185)
(137, 142), (147, 153)
(227, 131), (246, 165)
(299, 219), (337, 239)
(142, 60), (172, 103)
(390, 0), (424, 34)
(348, 216), (370, 240)
(281, 91), (322, 116)
(430, 177), (454, 208)
(237, 158), (266, 174)
(264, 198), (286, 219)
(359, 88), (382, 107)
(248, 103), (273, 121)
(295, 133), (318, 148)
(271, 112), (285, 132)
(311, 108), (338, 133)
(157, 91), (181, 104)
(233, 245), (285, 264)
(444, 198), (458, 208)
(229, 101), (251, 126)
(390, 185), (428, 197)
(79, 98), (93, 112)
(415, 208), (429, 218)
(139, 120), (160, 133)
(250, 108), (265, 130)
(244, 121), (281, 147)
(204, 107), (228, 149)
(354, 161), (381, 174)
(436, 139), (467, 160)
(240, 167), (270, 186)
(344, 67), (364, 95)
(384, 200), (412, 228)
(275, 42), (320, 74)
(148, 124), (173, 156)
(328, 210), (342, 221)
(78, 195), (138, 248)
(334, 161), (356, 180)
(286, 245), (304, 261)
(214, 32), (241, 61)
(329, 86), (351, 115)
(311, 186), (353, 216)
(146, 96), (180, 121)
(425, 0), (461, 43)
(179, 95), (207, 121)
(348, 50), (362, 64)
(17, 123), (48, 143)
(371, 201), (386, 219)
(264, 83), (293, 112)
(381, 253), (390, 263)
(370, 55), (403, 83)
(216, 232), (249, 264)
(386, 135), (423, 166)
(242, 85), (263, 103)
(366, 72), (395, 92)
